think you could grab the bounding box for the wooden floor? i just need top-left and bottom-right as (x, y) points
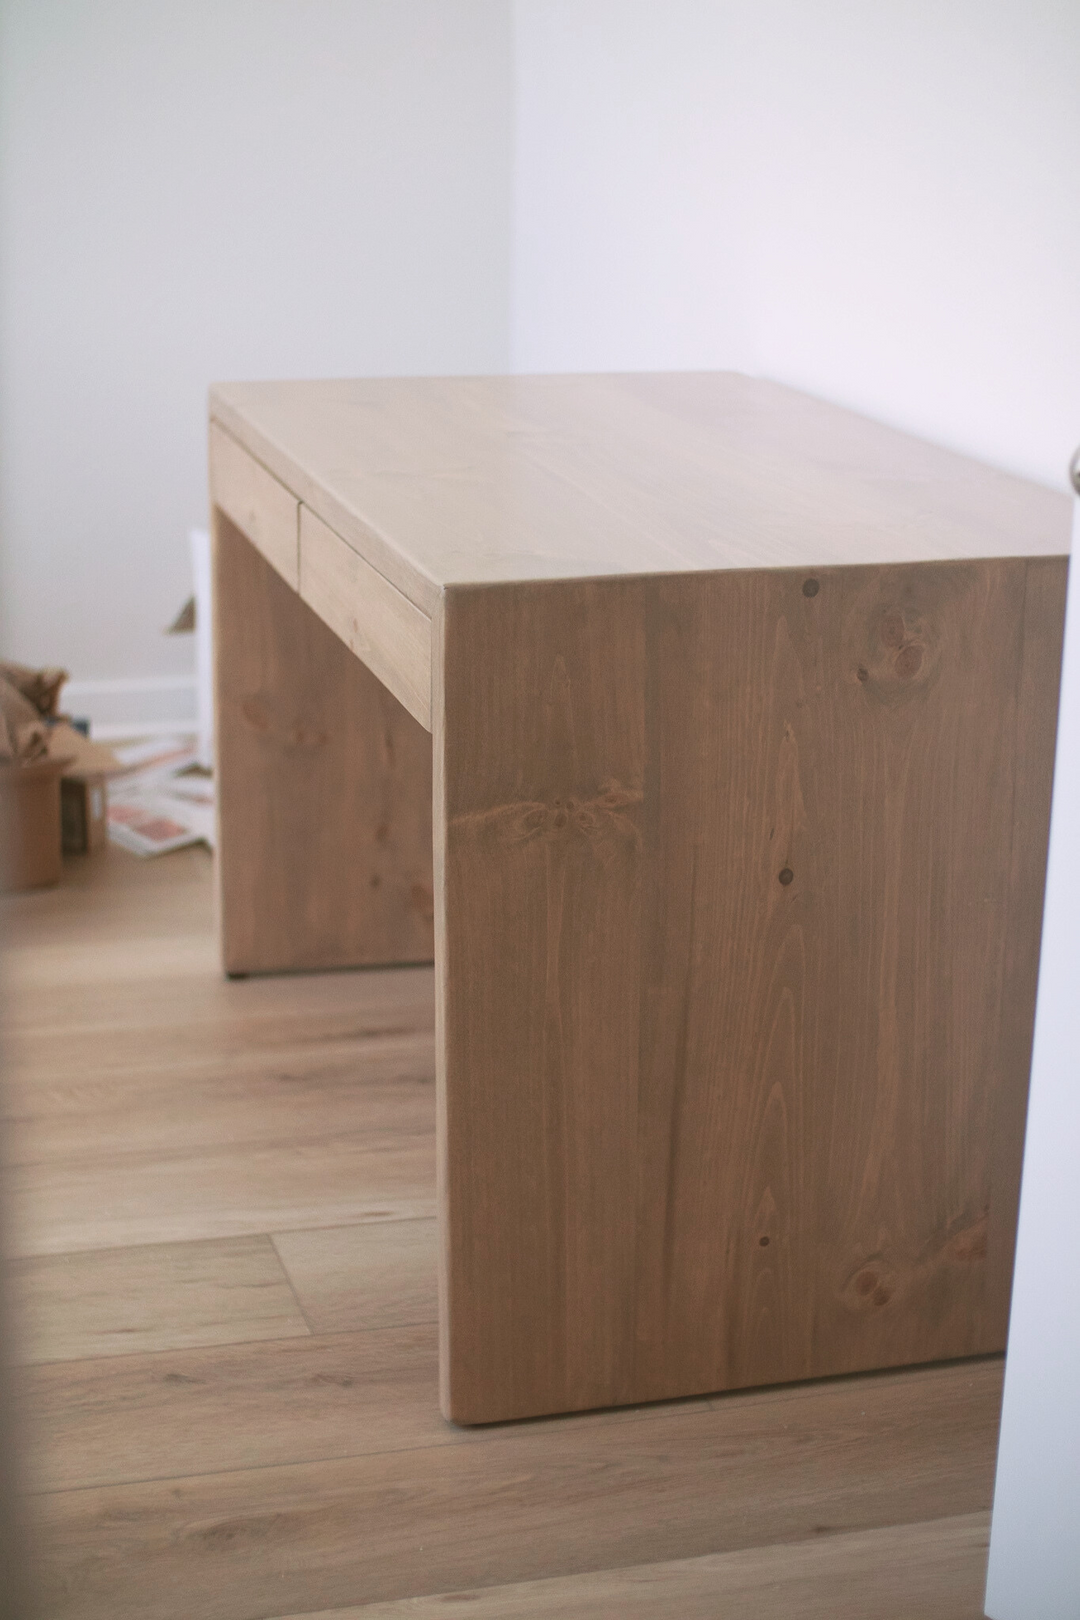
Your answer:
(1, 844), (998, 1618)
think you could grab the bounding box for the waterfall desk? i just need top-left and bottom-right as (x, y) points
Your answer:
(209, 373), (1070, 1424)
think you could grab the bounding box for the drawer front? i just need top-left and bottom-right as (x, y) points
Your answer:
(210, 421), (299, 590)
(299, 505), (432, 732)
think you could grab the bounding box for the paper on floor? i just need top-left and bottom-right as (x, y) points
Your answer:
(106, 736), (215, 856)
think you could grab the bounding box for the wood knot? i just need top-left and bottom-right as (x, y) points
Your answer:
(852, 1271), (892, 1306)
(895, 643), (923, 679)
(880, 610), (906, 650)
(879, 608), (926, 681)
(240, 696), (326, 750)
(848, 589), (939, 703)
(240, 696), (272, 733)
(454, 780), (643, 858)
(840, 1258), (898, 1313)
(948, 1213), (989, 1264)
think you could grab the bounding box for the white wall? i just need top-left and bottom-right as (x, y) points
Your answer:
(984, 493), (1080, 1619)
(511, 4), (751, 378)
(0, 0), (511, 720)
(3, 3), (1077, 713)
(511, 0), (1080, 491)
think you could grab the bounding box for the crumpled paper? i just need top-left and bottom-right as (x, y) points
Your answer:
(0, 661), (68, 763)
(1, 660), (67, 718)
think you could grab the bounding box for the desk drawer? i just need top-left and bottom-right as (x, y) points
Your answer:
(299, 505), (432, 731)
(210, 422), (299, 589)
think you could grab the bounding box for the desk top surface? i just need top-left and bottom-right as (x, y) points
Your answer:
(210, 372), (1070, 616)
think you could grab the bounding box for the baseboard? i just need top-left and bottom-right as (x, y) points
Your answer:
(88, 719), (198, 742)
(63, 676), (198, 740)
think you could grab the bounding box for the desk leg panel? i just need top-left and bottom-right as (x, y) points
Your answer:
(436, 563), (1061, 1425)
(436, 579), (647, 1424)
(213, 511), (434, 974)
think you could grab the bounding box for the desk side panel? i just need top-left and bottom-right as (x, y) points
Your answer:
(299, 505), (432, 732)
(213, 511), (434, 974)
(436, 560), (1062, 1423)
(985, 553), (1067, 1331)
(210, 423), (299, 591)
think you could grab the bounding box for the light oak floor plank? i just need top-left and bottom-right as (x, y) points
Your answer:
(7, 1131), (436, 1258)
(4, 1038), (435, 1163)
(9, 1234), (310, 1366)
(20, 1324), (446, 1492)
(2, 849), (433, 1061)
(18, 1323), (710, 1495)
(2, 956), (434, 1051)
(26, 1360), (1001, 1620)
(265, 1512), (991, 1620)
(1, 843), (213, 947)
(272, 1220), (438, 1333)
(4, 930), (219, 993)
(4, 978), (433, 1095)
(4, 843), (1004, 1619)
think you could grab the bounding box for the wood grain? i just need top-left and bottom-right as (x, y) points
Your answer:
(209, 422), (299, 589)
(266, 1513), (991, 1620)
(300, 505), (432, 731)
(0, 852), (434, 1047)
(2, 969), (434, 1108)
(272, 1219), (437, 1334)
(3, 929), (218, 998)
(25, 1359), (1003, 1620)
(210, 373), (1069, 615)
(986, 553), (1068, 1330)
(0, 842), (213, 959)
(6, 842), (1008, 1619)
(9, 1235), (309, 1365)
(212, 374), (1067, 1425)
(20, 1325), (447, 1492)
(4, 933), (436, 1258)
(213, 512), (434, 974)
(7, 1128), (435, 1259)
(437, 561), (1063, 1421)
(437, 578), (646, 1421)
(19, 1322), (707, 1496)
(5, 1022), (433, 1159)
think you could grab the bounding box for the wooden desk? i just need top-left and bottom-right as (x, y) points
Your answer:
(209, 372), (1070, 1425)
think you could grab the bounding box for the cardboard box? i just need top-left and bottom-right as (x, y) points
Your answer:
(0, 756), (68, 891)
(61, 775), (108, 853)
(49, 722), (127, 855)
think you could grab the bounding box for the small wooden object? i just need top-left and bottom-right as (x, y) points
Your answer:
(209, 372), (1071, 1424)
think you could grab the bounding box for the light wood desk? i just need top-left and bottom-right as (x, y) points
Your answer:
(209, 372), (1070, 1425)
